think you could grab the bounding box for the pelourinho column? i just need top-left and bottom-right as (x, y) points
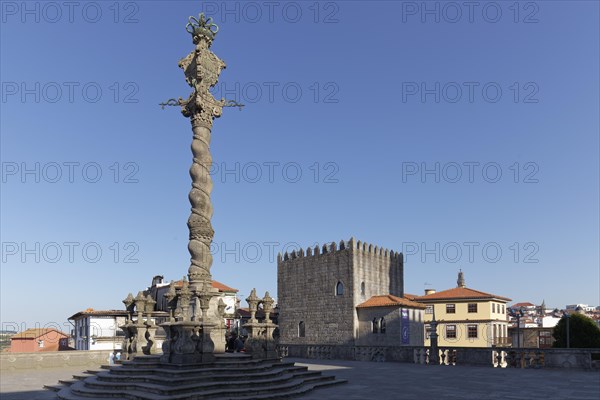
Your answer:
(159, 13), (240, 364)
(178, 14), (226, 289)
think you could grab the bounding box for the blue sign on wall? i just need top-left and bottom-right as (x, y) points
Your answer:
(401, 309), (410, 344)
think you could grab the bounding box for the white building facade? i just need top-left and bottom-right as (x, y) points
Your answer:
(69, 309), (128, 351)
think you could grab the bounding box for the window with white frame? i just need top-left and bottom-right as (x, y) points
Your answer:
(467, 325), (478, 339)
(446, 325), (457, 339)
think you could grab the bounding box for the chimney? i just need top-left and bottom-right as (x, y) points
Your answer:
(424, 289), (436, 296)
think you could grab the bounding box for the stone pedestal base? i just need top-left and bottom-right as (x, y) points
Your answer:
(244, 321), (279, 359)
(160, 321), (216, 364)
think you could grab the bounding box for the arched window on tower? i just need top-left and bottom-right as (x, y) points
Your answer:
(380, 317), (386, 334)
(298, 321), (305, 338)
(360, 282), (365, 296)
(335, 281), (344, 296)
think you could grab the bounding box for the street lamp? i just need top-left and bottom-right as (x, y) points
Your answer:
(508, 307), (525, 348)
(563, 312), (570, 348)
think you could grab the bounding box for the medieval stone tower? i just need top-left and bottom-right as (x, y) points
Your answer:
(277, 237), (404, 347)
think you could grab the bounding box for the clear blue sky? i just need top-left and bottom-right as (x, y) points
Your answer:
(1, 1), (598, 331)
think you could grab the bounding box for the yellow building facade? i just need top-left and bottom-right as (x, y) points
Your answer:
(410, 271), (511, 348)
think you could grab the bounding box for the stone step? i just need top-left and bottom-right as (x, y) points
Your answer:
(108, 361), (295, 377)
(215, 353), (253, 360)
(64, 375), (339, 400)
(50, 356), (346, 400)
(73, 374), (94, 381)
(231, 379), (348, 400)
(95, 365), (312, 385)
(82, 370), (329, 396)
(43, 384), (63, 392)
(56, 377), (346, 400)
(85, 370), (102, 375)
(121, 356), (281, 370)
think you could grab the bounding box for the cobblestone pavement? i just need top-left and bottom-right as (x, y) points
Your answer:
(0, 365), (93, 399)
(290, 358), (600, 400)
(1, 359), (598, 400)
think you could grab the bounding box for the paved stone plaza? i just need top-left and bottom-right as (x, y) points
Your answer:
(1, 358), (598, 400)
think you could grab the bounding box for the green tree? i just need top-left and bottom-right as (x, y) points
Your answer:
(552, 313), (600, 348)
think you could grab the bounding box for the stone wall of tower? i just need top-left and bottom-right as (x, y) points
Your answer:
(352, 240), (404, 335)
(353, 240), (404, 304)
(277, 238), (404, 346)
(277, 240), (355, 346)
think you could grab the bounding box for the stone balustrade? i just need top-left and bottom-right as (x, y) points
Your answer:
(278, 344), (600, 370)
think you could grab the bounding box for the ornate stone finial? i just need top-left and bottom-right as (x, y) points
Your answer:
(246, 288), (260, 304)
(123, 293), (135, 309)
(180, 277), (191, 296)
(262, 292), (275, 321)
(457, 269), (466, 288)
(165, 281), (177, 302)
(135, 291), (146, 304)
(134, 291), (147, 318)
(186, 13), (219, 45)
(246, 289), (260, 322)
(145, 294), (156, 314)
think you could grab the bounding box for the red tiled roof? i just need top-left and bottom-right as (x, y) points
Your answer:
(357, 295), (426, 309)
(415, 287), (511, 302)
(68, 309), (129, 320)
(511, 302), (536, 307)
(173, 280), (238, 293)
(212, 280), (239, 293)
(11, 328), (69, 340)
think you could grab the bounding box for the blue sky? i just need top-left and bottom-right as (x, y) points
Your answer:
(1, 0), (598, 330)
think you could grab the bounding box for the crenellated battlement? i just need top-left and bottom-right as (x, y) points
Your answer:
(277, 237), (403, 263)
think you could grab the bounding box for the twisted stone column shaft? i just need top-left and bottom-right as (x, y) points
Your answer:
(187, 120), (214, 285)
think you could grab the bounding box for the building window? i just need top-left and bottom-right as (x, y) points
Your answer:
(38, 340), (44, 348)
(425, 305), (433, 314)
(335, 281), (344, 296)
(492, 303), (496, 313)
(380, 318), (386, 334)
(372, 318), (379, 334)
(360, 282), (365, 296)
(502, 305), (505, 314)
(468, 303), (478, 313)
(425, 324), (431, 339)
(468, 325), (478, 339)
(446, 304), (456, 314)
(298, 321), (305, 338)
(446, 325), (456, 339)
